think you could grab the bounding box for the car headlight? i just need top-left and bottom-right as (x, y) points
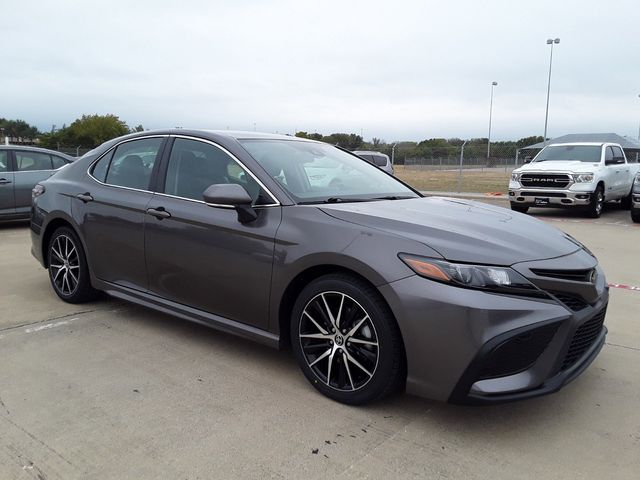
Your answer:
(399, 254), (545, 297)
(573, 173), (594, 183)
(510, 172), (521, 182)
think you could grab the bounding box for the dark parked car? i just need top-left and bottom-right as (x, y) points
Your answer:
(632, 173), (640, 223)
(0, 145), (73, 221)
(30, 130), (608, 405)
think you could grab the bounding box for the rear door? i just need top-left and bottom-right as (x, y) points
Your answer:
(13, 150), (57, 215)
(72, 136), (167, 291)
(0, 150), (15, 216)
(602, 146), (620, 199)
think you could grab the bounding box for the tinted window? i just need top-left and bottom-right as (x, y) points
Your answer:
(51, 155), (68, 169)
(164, 138), (265, 203)
(0, 151), (7, 172)
(15, 151), (53, 171)
(357, 154), (375, 164)
(604, 147), (614, 162)
(372, 155), (388, 167)
(91, 150), (114, 182)
(105, 138), (162, 190)
(611, 146), (625, 163)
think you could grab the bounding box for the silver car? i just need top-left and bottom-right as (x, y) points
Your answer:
(352, 150), (394, 175)
(0, 145), (74, 221)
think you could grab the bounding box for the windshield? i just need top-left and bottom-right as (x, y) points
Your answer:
(534, 145), (601, 163)
(239, 140), (418, 203)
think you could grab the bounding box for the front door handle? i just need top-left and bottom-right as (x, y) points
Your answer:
(0, 178), (11, 185)
(146, 207), (171, 219)
(76, 192), (94, 203)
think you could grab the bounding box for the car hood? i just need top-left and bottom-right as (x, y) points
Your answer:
(516, 160), (599, 173)
(320, 197), (581, 266)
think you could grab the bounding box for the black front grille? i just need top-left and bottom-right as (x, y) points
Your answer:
(551, 292), (589, 311)
(521, 191), (567, 198)
(478, 323), (560, 380)
(521, 173), (571, 188)
(531, 268), (595, 283)
(561, 306), (607, 371)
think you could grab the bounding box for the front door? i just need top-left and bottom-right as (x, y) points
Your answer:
(72, 136), (166, 291)
(144, 137), (281, 329)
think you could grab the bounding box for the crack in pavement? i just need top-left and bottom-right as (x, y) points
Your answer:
(0, 308), (110, 333)
(605, 342), (640, 352)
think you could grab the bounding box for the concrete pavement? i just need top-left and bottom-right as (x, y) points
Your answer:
(0, 208), (638, 479)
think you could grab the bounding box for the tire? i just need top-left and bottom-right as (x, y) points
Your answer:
(47, 227), (98, 303)
(586, 186), (604, 218)
(620, 191), (632, 210)
(290, 274), (404, 405)
(510, 203), (529, 214)
(632, 208), (640, 224)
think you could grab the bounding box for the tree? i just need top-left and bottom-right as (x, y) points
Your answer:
(0, 118), (39, 140)
(39, 114), (130, 148)
(130, 124), (145, 133)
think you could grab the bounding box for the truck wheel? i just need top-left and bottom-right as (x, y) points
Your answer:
(632, 208), (640, 224)
(510, 203), (529, 214)
(587, 186), (604, 218)
(620, 191), (632, 210)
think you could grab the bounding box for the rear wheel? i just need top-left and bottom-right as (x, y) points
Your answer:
(291, 274), (404, 405)
(48, 227), (98, 303)
(586, 186), (604, 218)
(510, 203), (529, 214)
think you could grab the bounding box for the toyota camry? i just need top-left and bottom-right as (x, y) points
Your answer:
(30, 130), (608, 404)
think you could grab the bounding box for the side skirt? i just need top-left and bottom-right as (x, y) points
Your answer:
(93, 279), (281, 349)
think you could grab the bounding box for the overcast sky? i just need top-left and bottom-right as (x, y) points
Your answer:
(3, 0), (639, 141)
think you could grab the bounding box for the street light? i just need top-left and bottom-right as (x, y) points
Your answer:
(543, 37), (560, 144)
(487, 81), (498, 158)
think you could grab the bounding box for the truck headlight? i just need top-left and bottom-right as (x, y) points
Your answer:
(573, 173), (594, 183)
(510, 172), (521, 182)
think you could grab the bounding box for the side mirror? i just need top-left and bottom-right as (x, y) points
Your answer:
(605, 158), (616, 166)
(203, 184), (257, 223)
(524, 156), (533, 164)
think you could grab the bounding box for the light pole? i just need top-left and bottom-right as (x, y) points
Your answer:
(487, 81), (498, 158)
(543, 37), (560, 144)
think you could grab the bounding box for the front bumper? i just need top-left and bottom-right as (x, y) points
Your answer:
(632, 192), (640, 209)
(379, 261), (608, 404)
(508, 186), (594, 207)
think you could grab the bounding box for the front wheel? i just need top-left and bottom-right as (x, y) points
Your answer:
(620, 191), (632, 210)
(632, 208), (640, 224)
(586, 186), (604, 218)
(48, 227), (98, 303)
(510, 203), (529, 214)
(291, 274), (404, 405)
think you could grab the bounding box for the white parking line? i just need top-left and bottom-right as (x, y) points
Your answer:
(24, 318), (78, 334)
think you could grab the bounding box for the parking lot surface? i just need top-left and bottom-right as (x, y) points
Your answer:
(1, 204), (639, 479)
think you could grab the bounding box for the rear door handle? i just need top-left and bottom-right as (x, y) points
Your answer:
(146, 207), (171, 219)
(0, 178), (11, 185)
(76, 192), (94, 203)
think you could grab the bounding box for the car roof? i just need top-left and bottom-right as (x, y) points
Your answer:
(0, 144), (74, 159)
(546, 142), (611, 147)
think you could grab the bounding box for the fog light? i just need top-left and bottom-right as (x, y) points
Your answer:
(576, 194), (588, 200)
(509, 191), (515, 196)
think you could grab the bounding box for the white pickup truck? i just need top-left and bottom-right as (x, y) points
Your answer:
(509, 142), (639, 218)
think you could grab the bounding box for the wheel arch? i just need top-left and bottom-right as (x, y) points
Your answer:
(41, 214), (85, 268)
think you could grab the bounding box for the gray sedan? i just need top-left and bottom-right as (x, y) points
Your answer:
(0, 145), (73, 221)
(30, 130), (608, 405)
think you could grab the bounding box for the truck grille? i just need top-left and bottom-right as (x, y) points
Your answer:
(520, 173), (571, 188)
(561, 306), (607, 371)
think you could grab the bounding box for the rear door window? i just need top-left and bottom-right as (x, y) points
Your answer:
(51, 155), (68, 169)
(15, 151), (53, 171)
(104, 138), (163, 190)
(372, 155), (388, 167)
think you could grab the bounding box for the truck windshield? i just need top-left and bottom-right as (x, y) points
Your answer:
(534, 145), (601, 163)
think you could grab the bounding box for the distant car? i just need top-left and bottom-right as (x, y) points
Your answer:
(352, 150), (394, 175)
(632, 173), (640, 223)
(0, 145), (74, 221)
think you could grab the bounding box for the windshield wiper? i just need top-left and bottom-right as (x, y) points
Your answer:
(298, 197), (377, 205)
(373, 195), (417, 200)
